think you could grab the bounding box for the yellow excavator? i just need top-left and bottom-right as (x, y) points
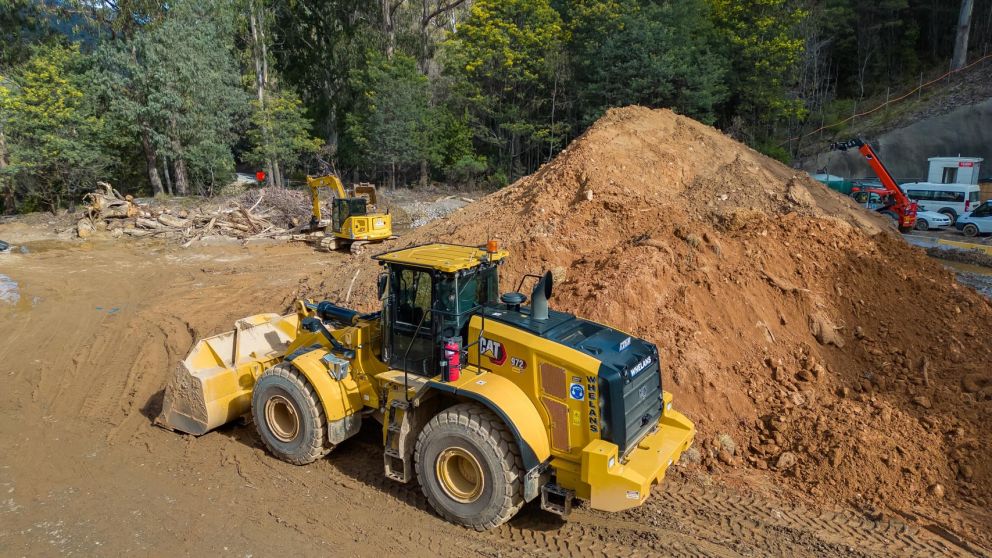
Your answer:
(306, 174), (393, 253)
(157, 242), (694, 529)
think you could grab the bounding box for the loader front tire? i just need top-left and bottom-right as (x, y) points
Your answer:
(415, 403), (524, 530)
(252, 363), (332, 465)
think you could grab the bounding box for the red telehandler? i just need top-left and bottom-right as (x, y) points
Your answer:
(831, 139), (918, 233)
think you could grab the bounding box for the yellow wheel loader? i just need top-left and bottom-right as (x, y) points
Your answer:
(157, 243), (694, 529)
(306, 174), (393, 254)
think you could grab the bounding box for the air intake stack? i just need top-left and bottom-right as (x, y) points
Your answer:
(531, 271), (554, 321)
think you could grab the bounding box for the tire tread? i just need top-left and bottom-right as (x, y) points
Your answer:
(252, 363), (333, 465)
(414, 403), (524, 530)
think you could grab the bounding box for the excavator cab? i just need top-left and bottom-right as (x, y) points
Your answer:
(331, 197), (369, 233)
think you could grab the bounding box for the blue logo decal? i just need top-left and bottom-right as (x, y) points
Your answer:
(569, 383), (585, 400)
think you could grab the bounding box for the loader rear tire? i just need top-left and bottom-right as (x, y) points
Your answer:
(252, 363), (332, 465)
(414, 403), (524, 530)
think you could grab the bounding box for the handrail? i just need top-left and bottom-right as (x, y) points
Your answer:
(400, 307), (432, 399)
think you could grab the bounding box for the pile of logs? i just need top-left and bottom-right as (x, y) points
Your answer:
(77, 184), (304, 246)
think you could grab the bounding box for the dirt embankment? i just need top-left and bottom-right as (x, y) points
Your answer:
(328, 107), (992, 538)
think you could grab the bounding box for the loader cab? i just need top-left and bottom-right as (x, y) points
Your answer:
(373, 244), (506, 377)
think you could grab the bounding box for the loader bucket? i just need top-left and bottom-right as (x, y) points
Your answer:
(156, 312), (299, 435)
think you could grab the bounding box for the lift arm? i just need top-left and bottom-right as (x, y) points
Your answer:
(306, 174), (347, 223)
(831, 138), (918, 232)
(830, 139), (912, 209)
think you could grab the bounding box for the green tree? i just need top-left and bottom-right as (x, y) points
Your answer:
(0, 44), (109, 212)
(442, 0), (565, 180)
(570, 1), (729, 126)
(151, 3), (247, 195)
(246, 89), (321, 183)
(426, 108), (486, 186)
(269, 2), (383, 144)
(344, 53), (431, 188)
(708, 0), (806, 141)
(91, 2), (246, 197)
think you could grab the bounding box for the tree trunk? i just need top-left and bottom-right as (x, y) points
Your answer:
(250, 1), (276, 188)
(265, 160), (275, 188)
(173, 158), (189, 196)
(162, 157), (173, 195)
(272, 160), (283, 188)
(0, 129), (13, 214)
(168, 116), (190, 195)
(952, 0), (975, 70)
(141, 124), (164, 196)
(383, 0), (399, 59)
(420, 159), (428, 188)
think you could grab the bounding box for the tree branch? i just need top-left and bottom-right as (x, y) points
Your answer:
(421, 0), (466, 26)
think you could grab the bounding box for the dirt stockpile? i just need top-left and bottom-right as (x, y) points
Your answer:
(344, 107), (992, 530)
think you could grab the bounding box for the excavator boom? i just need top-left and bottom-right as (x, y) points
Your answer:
(306, 174), (347, 223)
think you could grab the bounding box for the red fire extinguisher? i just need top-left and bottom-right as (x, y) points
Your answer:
(443, 338), (461, 382)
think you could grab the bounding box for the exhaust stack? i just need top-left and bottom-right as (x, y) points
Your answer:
(531, 271), (554, 321)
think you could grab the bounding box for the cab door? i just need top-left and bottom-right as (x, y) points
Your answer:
(387, 266), (436, 375)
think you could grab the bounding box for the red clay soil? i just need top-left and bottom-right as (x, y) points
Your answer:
(338, 106), (992, 539)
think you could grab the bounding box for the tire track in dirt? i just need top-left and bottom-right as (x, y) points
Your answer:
(633, 481), (983, 557)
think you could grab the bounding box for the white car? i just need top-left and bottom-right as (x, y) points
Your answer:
(914, 209), (952, 231)
(955, 201), (992, 237)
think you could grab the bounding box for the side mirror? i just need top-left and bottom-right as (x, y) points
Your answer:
(377, 273), (388, 300)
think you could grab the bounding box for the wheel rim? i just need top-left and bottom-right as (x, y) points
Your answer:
(965, 225), (978, 236)
(436, 447), (484, 503)
(265, 394), (300, 442)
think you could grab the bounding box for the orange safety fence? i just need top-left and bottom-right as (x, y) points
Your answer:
(784, 53), (992, 146)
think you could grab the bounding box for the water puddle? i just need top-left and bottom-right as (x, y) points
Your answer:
(935, 260), (992, 299)
(0, 274), (20, 305)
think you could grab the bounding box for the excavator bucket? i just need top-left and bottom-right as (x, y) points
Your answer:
(353, 183), (378, 207)
(156, 312), (299, 435)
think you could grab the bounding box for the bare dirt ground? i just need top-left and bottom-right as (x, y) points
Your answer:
(0, 235), (985, 558)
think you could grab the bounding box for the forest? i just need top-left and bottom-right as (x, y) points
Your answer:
(1, 0), (990, 213)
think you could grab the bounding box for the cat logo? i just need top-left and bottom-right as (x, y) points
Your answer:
(479, 336), (506, 365)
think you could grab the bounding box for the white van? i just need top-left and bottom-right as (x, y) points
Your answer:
(901, 156), (983, 222)
(902, 183), (982, 222)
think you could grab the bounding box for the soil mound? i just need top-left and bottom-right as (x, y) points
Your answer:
(349, 106), (992, 529)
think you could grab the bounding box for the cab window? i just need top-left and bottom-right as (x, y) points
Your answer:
(395, 268), (433, 328)
(434, 266), (498, 340)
